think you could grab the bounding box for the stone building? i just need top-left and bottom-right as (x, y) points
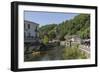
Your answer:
(60, 35), (81, 47)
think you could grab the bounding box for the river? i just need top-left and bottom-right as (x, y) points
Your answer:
(24, 46), (65, 62)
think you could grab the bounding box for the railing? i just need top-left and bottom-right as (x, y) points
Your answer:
(24, 36), (41, 43)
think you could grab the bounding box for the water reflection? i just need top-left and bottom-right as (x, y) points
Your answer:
(24, 46), (65, 62)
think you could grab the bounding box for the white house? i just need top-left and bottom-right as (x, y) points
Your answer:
(24, 20), (39, 43)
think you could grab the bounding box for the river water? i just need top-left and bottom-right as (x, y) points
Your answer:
(24, 46), (65, 62)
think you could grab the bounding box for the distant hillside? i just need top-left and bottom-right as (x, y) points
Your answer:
(39, 14), (90, 40)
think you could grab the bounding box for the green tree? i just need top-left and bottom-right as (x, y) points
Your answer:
(39, 14), (90, 40)
(43, 35), (49, 45)
(48, 30), (56, 40)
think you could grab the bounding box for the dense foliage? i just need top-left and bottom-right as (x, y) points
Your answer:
(62, 44), (88, 59)
(39, 14), (90, 40)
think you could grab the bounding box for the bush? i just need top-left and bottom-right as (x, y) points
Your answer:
(43, 35), (49, 45)
(62, 44), (88, 59)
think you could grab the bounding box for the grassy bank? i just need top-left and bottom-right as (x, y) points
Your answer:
(62, 44), (88, 59)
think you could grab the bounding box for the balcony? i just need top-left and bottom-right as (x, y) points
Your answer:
(24, 36), (40, 43)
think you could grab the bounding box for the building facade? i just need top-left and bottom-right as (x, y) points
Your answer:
(61, 35), (81, 47)
(24, 20), (39, 43)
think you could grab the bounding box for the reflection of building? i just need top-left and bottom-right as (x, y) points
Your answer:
(24, 20), (39, 43)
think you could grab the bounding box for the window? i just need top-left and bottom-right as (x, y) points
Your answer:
(28, 32), (31, 37)
(28, 24), (30, 29)
(35, 26), (37, 32)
